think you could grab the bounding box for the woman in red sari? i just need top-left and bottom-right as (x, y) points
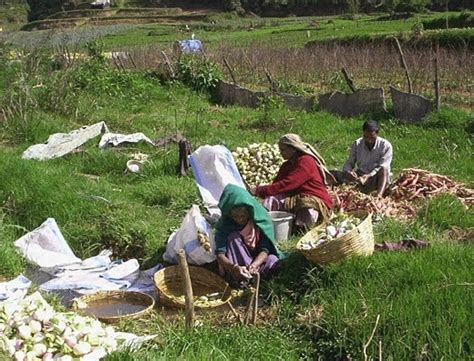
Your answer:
(250, 134), (334, 230)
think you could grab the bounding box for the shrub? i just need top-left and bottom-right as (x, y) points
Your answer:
(176, 56), (223, 94)
(423, 11), (473, 30)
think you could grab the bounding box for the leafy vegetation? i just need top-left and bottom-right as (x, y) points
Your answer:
(176, 55), (223, 94)
(422, 10), (474, 29)
(0, 10), (473, 360)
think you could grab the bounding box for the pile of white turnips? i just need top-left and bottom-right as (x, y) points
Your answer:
(0, 293), (117, 361)
(232, 143), (283, 186)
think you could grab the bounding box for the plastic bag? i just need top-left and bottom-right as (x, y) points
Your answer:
(163, 205), (216, 265)
(14, 218), (81, 271)
(189, 145), (245, 217)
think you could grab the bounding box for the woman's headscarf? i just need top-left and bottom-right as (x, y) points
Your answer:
(279, 133), (334, 185)
(215, 184), (281, 257)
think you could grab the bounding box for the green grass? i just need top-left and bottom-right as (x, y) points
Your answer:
(0, 3), (28, 31)
(0, 18), (473, 360)
(99, 12), (471, 49)
(12, 11), (467, 50)
(297, 243), (474, 359)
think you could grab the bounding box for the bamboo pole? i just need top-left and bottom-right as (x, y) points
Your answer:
(264, 67), (278, 92)
(128, 53), (137, 69)
(433, 45), (441, 111)
(243, 288), (255, 325)
(178, 249), (194, 329)
(251, 273), (260, 325)
(341, 67), (357, 93)
(223, 57), (238, 85)
(160, 50), (175, 78)
(392, 37), (413, 93)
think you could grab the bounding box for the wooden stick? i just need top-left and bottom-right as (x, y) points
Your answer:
(341, 67), (357, 93)
(243, 288), (255, 325)
(160, 51), (175, 78)
(433, 45), (441, 111)
(227, 302), (242, 324)
(363, 314), (380, 361)
(379, 340), (383, 361)
(111, 55), (122, 71)
(115, 53), (126, 72)
(177, 249), (194, 329)
(223, 57), (238, 85)
(128, 52), (137, 69)
(392, 37), (413, 93)
(264, 67), (278, 92)
(251, 273), (260, 325)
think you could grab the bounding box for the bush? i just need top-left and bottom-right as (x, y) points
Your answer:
(176, 56), (223, 94)
(422, 11), (474, 29)
(245, 95), (292, 131)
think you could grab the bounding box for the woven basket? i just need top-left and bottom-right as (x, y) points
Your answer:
(154, 265), (232, 309)
(71, 290), (155, 323)
(296, 212), (374, 265)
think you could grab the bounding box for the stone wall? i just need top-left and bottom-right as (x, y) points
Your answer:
(216, 81), (315, 111)
(390, 86), (433, 122)
(318, 88), (386, 117)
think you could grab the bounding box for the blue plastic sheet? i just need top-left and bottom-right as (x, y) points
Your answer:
(176, 40), (203, 54)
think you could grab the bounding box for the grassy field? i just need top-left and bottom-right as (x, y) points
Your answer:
(5, 11), (472, 108)
(0, 11), (473, 360)
(0, 3), (28, 28)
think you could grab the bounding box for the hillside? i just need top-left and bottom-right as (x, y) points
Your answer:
(0, 8), (473, 361)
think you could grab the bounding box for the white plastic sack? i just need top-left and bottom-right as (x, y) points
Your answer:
(163, 205), (216, 265)
(14, 218), (81, 270)
(189, 145), (245, 217)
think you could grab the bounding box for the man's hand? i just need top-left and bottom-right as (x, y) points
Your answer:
(248, 263), (259, 275)
(231, 265), (252, 281)
(344, 171), (359, 182)
(359, 174), (370, 185)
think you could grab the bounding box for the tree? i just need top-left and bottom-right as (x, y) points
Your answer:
(27, 0), (67, 21)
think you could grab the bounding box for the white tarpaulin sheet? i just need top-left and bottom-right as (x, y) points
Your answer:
(99, 133), (154, 148)
(14, 219), (162, 294)
(22, 122), (109, 160)
(0, 275), (31, 303)
(22, 123), (155, 161)
(14, 218), (81, 270)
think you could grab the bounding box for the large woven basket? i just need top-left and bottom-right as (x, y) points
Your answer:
(154, 265), (232, 309)
(296, 212), (374, 265)
(71, 290), (155, 323)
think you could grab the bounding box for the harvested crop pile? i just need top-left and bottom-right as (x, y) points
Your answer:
(299, 212), (361, 250)
(330, 168), (473, 221)
(389, 168), (474, 206)
(233, 143), (283, 186)
(0, 293), (119, 360)
(443, 227), (474, 244)
(330, 186), (417, 221)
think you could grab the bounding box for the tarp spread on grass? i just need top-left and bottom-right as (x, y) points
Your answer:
(99, 132), (154, 148)
(14, 218), (162, 295)
(22, 123), (155, 160)
(22, 122), (109, 160)
(14, 218), (81, 270)
(0, 274), (31, 302)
